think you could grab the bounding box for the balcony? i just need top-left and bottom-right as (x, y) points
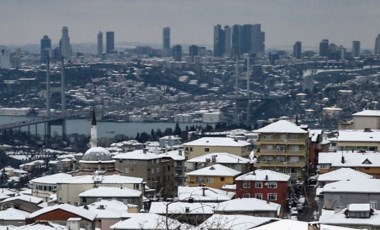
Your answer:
(258, 139), (305, 145)
(256, 150), (306, 157)
(256, 161), (305, 168)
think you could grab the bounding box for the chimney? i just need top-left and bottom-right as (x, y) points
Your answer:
(341, 153), (345, 164)
(202, 187), (206, 196)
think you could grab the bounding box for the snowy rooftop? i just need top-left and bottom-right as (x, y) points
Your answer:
(254, 120), (308, 134)
(58, 174), (143, 184)
(113, 149), (161, 160)
(0, 207), (30, 220)
(79, 187), (142, 198)
(10, 222), (70, 230)
(348, 203), (371, 212)
(199, 214), (275, 230)
(252, 219), (360, 230)
(318, 151), (380, 167)
(319, 208), (380, 227)
(159, 150), (185, 161)
(30, 173), (73, 185)
(322, 178), (380, 193)
(182, 137), (251, 147)
(235, 169), (290, 182)
(83, 199), (129, 219)
(330, 130), (380, 142)
(177, 186), (234, 202)
(186, 164), (241, 177)
(353, 110), (380, 117)
(317, 168), (373, 182)
(187, 152), (250, 164)
(214, 198), (281, 213)
(110, 213), (183, 230)
(1, 195), (43, 205)
(149, 201), (216, 214)
(29, 204), (96, 221)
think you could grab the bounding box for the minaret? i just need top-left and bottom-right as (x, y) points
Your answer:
(90, 109), (97, 147)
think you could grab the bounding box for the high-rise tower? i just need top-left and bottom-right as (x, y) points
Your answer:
(97, 31), (103, 57)
(293, 41), (302, 59)
(213, 25), (225, 57)
(319, 39), (329, 57)
(40, 35), (51, 63)
(106, 31), (115, 53)
(162, 27), (171, 57)
(375, 34), (380, 55)
(59, 26), (72, 59)
(352, 41), (360, 58)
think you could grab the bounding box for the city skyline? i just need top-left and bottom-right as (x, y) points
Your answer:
(1, 0), (380, 50)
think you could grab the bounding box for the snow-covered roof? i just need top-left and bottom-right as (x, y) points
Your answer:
(353, 110), (380, 117)
(215, 198), (281, 213)
(113, 149), (161, 160)
(187, 152), (250, 164)
(58, 174), (143, 184)
(81, 146), (114, 162)
(319, 208), (380, 227)
(252, 219), (359, 230)
(317, 168), (373, 183)
(30, 173), (72, 185)
(318, 151), (380, 167)
(177, 186), (234, 202)
(199, 214), (275, 230)
(235, 169), (290, 182)
(1, 195), (43, 205)
(254, 120), (308, 134)
(331, 130), (380, 142)
(186, 164), (241, 177)
(149, 201), (216, 214)
(309, 129), (323, 142)
(182, 137), (251, 147)
(83, 199), (129, 219)
(29, 204), (96, 221)
(0, 207), (30, 220)
(11, 222), (69, 230)
(159, 150), (185, 161)
(322, 179), (380, 193)
(348, 203), (371, 212)
(110, 213), (183, 229)
(79, 187), (141, 198)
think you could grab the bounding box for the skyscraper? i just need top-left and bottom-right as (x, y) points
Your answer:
(375, 34), (380, 55)
(293, 41), (302, 59)
(213, 25), (225, 57)
(97, 31), (103, 57)
(352, 41), (360, 58)
(224, 26), (232, 56)
(106, 31), (115, 53)
(59, 26), (72, 59)
(319, 39), (329, 57)
(40, 35), (51, 63)
(189, 45), (199, 57)
(251, 24), (265, 55)
(232, 25), (241, 57)
(163, 27), (170, 50)
(172, 45), (182, 61)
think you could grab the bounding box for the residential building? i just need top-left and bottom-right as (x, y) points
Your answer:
(183, 137), (252, 160)
(318, 151), (380, 177)
(158, 135), (181, 148)
(97, 31), (103, 58)
(328, 130), (380, 152)
(106, 31), (115, 53)
(352, 40), (360, 58)
(340, 110), (380, 130)
(186, 152), (251, 173)
(214, 198), (281, 217)
(114, 149), (184, 198)
(252, 219), (361, 230)
(199, 214), (275, 230)
(30, 173), (72, 198)
(254, 120), (309, 179)
(317, 168), (373, 187)
(26, 204), (96, 230)
(0, 208), (29, 226)
(293, 41), (302, 59)
(320, 178), (380, 211)
(40, 35), (51, 63)
(309, 129), (324, 169)
(186, 164), (241, 189)
(56, 174), (144, 206)
(235, 169), (290, 206)
(59, 26), (72, 59)
(0, 195), (45, 213)
(111, 213), (184, 230)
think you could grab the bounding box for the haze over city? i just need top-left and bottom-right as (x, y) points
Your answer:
(1, 0), (380, 49)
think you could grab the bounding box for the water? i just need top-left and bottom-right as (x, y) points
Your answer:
(0, 116), (202, 139)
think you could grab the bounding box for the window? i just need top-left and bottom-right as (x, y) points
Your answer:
(266, 145), (274, 151)
(276, 145), (286, 152)
(167, 166), (171, 171)
(190, 147), (193, 152)
(243, 193), (250, 198)
(196, 177), (204, 183)
(319, 164), (330, 169)
(289, 134), (299, 140)
(255, 182), (263, 188)
(289, 156), (300, 163)
(288, 145), (300, 152)
(267, 182), (277, 189)
(276, 156), (286, 162)
(267, 193), (277, 201)
(255, 193), (263, 199)
(370, 201), (377, 209)
(280, 134), (287, 140)
(206, 177), (214, 183)
(134, 184), (140, 190)
(243, 181), (250, 188)
(205, 148), (210, 152)
(263, 134), (273, 140)
(221, 177), (225, 181)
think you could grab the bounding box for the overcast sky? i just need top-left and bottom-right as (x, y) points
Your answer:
(1, 0), (380, 50)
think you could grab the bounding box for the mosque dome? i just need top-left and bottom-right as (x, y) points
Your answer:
(81, 147), (113, 162)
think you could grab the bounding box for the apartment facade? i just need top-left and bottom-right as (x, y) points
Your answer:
(254, 120), (309, 179)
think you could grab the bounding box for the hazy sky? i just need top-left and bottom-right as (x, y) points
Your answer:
(1, 0), (380, 50)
